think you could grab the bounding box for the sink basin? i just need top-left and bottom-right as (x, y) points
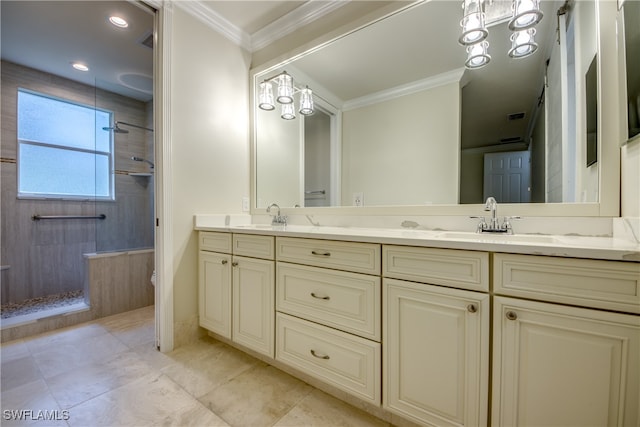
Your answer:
(437, 232), (559, 244)
(233, 224), (276, 229)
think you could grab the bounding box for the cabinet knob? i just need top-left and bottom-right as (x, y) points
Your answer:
(221, 260), (228, 265)
(232, 262), (238, 267)
(311, 250), (331, 257)
(467, 304), (478, 313)
(311, 292), (330, 300)
(310, 349), (330, 360)
(506, 311), (518, 321)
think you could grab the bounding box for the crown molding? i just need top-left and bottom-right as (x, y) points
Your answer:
(174, 1), (350, 52)
(342, 67), (467, 111)
(251, 1), (350, 52)
(174, 0), (252, 50)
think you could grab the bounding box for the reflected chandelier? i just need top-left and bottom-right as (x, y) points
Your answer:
(258, 71), (314, 120)
(459, 0), (543, 69)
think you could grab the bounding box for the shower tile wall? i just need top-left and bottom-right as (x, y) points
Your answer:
(0, 61), (154, 305)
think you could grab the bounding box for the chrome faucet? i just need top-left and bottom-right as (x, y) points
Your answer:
(472, 197), (520, 234)
(266, 203), (287, 226)
(484, 197), (499, 230)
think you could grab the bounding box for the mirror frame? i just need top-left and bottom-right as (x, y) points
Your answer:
(250, 0), (621, 218)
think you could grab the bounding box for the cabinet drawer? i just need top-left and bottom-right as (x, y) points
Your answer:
(233, 234), (274, 260)
(276, 237), (380, 275)
(276, 313), (381, 404)
(383, 245), (489, 292)
(277, 263), (381, 341)
(494, 253), (640, 314)
(200, 231), (232, 253)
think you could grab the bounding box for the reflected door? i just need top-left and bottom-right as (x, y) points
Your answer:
(304, 111), (331, 207)
(483, 151), (531, 203)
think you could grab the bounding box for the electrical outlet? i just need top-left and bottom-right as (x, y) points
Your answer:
(353, 192), (364, 207)
(242, 197), (250, 212)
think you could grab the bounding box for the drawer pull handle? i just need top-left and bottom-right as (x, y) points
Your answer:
(232, 262), (238, 267)
(310, 349), (330, 360)
(221, 260), (228, 265)
(506, 311), (518, 321)
(311, 292), (330, 300)
(311, 250), (331, 257)
(467, 304), (478, 313)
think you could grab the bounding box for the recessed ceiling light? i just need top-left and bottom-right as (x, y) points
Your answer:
(72, 62), (89, 72)
(109, 16), (128, 28)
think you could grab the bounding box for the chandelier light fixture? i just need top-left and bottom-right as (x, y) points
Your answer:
(258, 71), (314, 120)
(459, 0), (543, 69)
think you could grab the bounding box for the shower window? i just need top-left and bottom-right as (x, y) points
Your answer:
(16, 88), (114, 200)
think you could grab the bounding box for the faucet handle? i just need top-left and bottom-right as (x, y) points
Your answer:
(502, 216), (522, 234)
(470, 216), (487, 233)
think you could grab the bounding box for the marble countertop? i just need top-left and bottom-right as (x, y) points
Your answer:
(194, 216), (640, 262)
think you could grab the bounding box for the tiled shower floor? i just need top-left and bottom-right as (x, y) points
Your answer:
(1, 290), (85, 319)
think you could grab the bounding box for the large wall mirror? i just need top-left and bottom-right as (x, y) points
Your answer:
(621, 0), (640, 144)
(252, 0), (620, 216)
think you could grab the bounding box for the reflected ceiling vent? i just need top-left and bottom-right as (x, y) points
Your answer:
(500, 136), (522, 143)
(139, 31), (153, 49)
(507, 112), (526, 120)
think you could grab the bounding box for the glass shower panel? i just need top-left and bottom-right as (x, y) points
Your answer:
(94, 78), (154, 253)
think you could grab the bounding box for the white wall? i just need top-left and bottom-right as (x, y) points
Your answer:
(341, 82), (460, 206)
(170, 7), (251, 343)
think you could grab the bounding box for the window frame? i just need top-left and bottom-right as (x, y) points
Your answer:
(16, 88), (115, 201)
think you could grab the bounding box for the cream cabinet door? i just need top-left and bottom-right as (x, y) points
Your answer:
(493, 296), (640, 427)
(232, 256), (275, 357)
(384, 278), (490, 427)
(199, 251), (232, 338)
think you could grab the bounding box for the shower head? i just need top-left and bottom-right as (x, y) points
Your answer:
(102, 122), (129, 134)
(103, 121), (154, 134)
(131, 156), (154, 169)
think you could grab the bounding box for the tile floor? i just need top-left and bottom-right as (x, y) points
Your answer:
(1, 306), (391, 426)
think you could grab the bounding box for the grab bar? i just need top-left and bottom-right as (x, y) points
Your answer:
(304, 190), (326, 195)
(32, 214), (106, 221)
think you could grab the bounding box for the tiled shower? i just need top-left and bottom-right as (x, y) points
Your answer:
(0, 61), (155, 341)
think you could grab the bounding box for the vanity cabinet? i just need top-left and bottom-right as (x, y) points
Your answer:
(197, 227), (640, 427)
(492, 296), (640, 427)
(198, 232), (275, 357)
(199, 250), (232, 337)
(382, 246), (490, 427)
(199, 232), (233, 337)
(492, 254), (640, 427)
(275, 237), (382, 404)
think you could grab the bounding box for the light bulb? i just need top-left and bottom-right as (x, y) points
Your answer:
(276, 72), (294, 104)
(508, 0), (543, 31)
(508, 28), (538, 58)
(465, 41), (491, 69)
(459, 0), (488, 46)
(299, 87), (314, 116)
(281, 103), (296, 120)
(258, 81), (275, 111)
